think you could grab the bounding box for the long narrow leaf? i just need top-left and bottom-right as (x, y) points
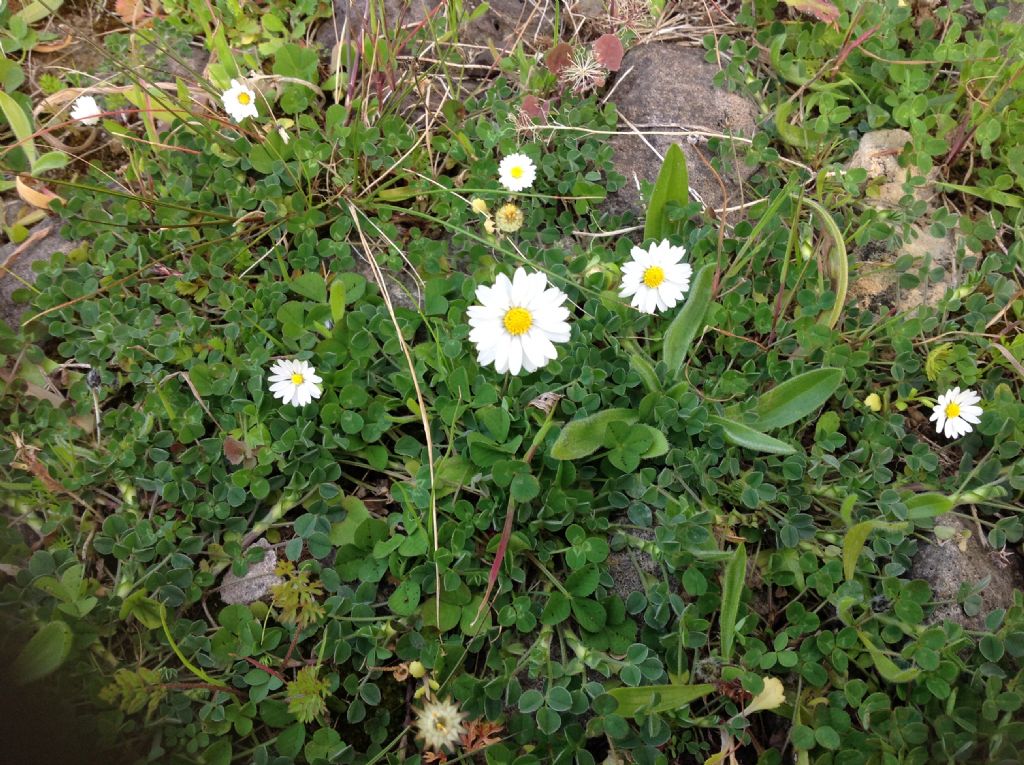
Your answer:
(608, 683), (715, 718)
(753, 367), (843, 430)
(644, 143), (689, 242)
(0, 91), (37, 168)
(801, 197), (848, 330)
(719, 543), (746, 662)
(663, 264), (714, 374)
(710, 415), (796, 455)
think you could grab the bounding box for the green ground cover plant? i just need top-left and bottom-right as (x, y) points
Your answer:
(1, 0), (1023, 763)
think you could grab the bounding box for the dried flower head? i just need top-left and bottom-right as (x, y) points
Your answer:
(414, 697), (466, 752)
(494, 203), (524, 233)
(559, 49), (608, 94)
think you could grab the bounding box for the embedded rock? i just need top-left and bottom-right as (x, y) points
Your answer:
(846, 129), (955, 314)
(219, 539), (282, 605)
(846, 128), (938, 208)
(911, 513), (1024, 631)
(0, 223), (77, 331)
(848, 225), (958, 315)
(605, 43), (760, 217)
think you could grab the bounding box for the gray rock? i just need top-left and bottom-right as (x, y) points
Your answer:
(605, 43), (760, 218)
(0, 223), (77, 331)
(219, 539), (283, 605)
(911, 513), (1024, 631)
(845, 129), (958, 314)
(848, 225), (958, 315)
(846, 128), (938, 208)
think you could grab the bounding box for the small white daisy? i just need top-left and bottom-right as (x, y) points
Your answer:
(467, 267), (571, 376)
(70, 95), (102, 125)
(619, 239), (693, 314)
(267, 359), (322, 407)
(414, 697), (466, 752)
(498, 153), (537, 192)
(929, 387), (983, 439)
(222, 79), (259, 123)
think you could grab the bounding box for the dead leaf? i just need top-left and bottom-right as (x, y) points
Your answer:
(223, 437), (247, 466)
(593, 34), (624, 71)
(32, 33), (74, 53)
(114, 0), (148, 25)
(521, 95), (549, 121)
(528, 391), (563, 413)
(782, 0), (840, 25)
(544, 41), (574, 75)
(16, 176), (64, 210)
(0, 369), (65, 406)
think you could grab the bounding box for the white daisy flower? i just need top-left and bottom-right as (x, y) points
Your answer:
(70, 95), (102, 125)
(467, 267), (571, 376)
(498, 153), (537, 192)
(929, 387), (983, 439)
(619, 239), (693, 314)
(221, 79), (259, 123)
(267, 359), (323, 407)
(414, 697), (466, 752)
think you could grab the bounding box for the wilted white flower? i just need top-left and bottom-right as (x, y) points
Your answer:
(467, 267), (571, 376)
(930, 387), (983, 439)
(618, 239), (693, 314)
(494, 203), (524, 233)
(498, 153), (536, 192)
(70, 95), (102, 125)
(267, 359), (322, 407)
(222, 79), (259, 123)
(741, 676), (786, 716)
(414, 696), (466, 752)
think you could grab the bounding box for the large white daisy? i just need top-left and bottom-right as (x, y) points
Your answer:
(929, 387), (983, 439)
(70, 95), (102, 125)
(467, 267), (571, 376)
(267, 359), (322, 407)
(619, 239), (693, 315)
(222, 79), (259, 123)
(498, 153), (537, 192)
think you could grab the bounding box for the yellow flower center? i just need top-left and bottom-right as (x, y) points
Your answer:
(643, 265), (666, 288)
(945, 402), (961, 419)
(503, 307), (532, 336)
(238, 92), (251, 105)
(434, 718), (447, 732)
(510, 165), (524, 179)
(291, 373), (305, 385)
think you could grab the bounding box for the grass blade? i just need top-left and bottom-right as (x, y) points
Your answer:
(719, 542), (746, 662)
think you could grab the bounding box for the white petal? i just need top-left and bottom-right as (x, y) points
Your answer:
(507, 339), (523, 376)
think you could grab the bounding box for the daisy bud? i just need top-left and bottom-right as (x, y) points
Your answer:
(408, 660), (426, 678)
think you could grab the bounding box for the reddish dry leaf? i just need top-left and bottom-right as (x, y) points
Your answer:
(460, 720), (504, 752)
(223, 437), (247, 465)
(544, 41), (574, 75)
(114, 0), (148, 25)
(592, 34), (624, 72)
(782, 0), (840, 25)
(521, 95), (549, 121)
